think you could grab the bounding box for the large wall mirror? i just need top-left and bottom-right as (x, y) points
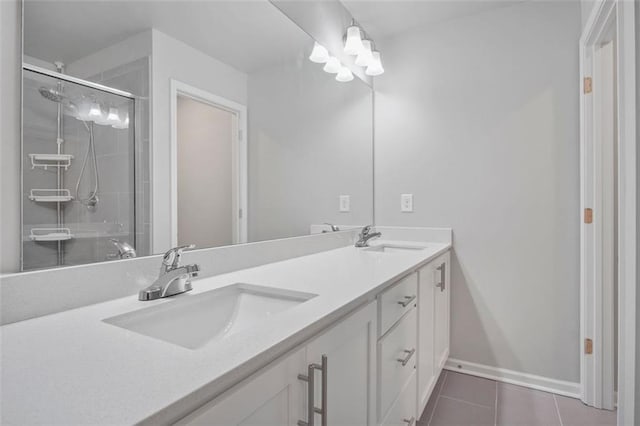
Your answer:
(20, 0), (373, 271)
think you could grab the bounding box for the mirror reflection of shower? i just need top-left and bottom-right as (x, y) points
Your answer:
(22, 63), (137, 271)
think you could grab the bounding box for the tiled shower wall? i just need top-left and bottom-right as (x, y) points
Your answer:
(22, 57), (151, 270)
(87, 57), (152, 258)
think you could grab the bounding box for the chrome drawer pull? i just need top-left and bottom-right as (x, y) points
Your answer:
(397, 295), (416, 307)
(298, 355), (328, 426)
(403, 416), (416, 426)
(397, 348), (416, 366)
(436, 262), (446, 292)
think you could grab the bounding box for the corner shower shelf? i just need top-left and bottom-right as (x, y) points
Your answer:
(29, 227), (74, 242)
(29, 153), (73, 170)
(28, 189), (74, 203)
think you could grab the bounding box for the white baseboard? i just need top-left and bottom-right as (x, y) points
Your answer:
(444, 358), (581, 399)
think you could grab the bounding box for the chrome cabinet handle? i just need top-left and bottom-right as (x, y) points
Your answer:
(436, 262), (446, 292)
(403, 416), (416, 426)
(320, 355), (327, 426)
(298, 355), (328, 426)
(397, 348), (416, 366)
(397, 295), (416, 307)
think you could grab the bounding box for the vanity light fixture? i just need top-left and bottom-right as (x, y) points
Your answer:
(336, 66), (354, 82)
(344, 25), (364, 55)
(355, 40), (374, 67)
(309, 42), (330, 63)
(323, 57), (342, 74)
(365, 51), (385, 76)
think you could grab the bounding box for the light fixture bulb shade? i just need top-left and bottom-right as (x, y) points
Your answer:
(75, 99), (92, 121)
(335, 66), (354, 82)
(344, 26), (364, 55)
(87, 102), (102, 121)
(323, 57), (341, 74)
(112, 112), (130, 129)
(355, 40), (374, 67)
(309, 42), (330, 63)
(106, 107), (120, 124)
(365, 51), (385, 76)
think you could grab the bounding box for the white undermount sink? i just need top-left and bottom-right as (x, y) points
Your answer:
(103, 283), (317, 349)
(364, 244), (428, 254)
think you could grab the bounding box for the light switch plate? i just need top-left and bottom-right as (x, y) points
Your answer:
(401, 194), (413, 212)
(339, 195), (350, 212)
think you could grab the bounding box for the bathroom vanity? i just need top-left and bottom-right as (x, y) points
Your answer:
(0, 232), (451, 425)
(2, 2), (452, 424)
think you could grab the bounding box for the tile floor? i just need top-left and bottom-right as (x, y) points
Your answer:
(419, 371), (617, 426)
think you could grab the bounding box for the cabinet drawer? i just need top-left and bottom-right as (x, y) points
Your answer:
(379, 273), (418, 336)
(379, 307), (417, 421)
(382, 373), (417, 426)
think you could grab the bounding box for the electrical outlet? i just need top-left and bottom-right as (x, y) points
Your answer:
(339, 195), (350, 212)
(401, 194), (413, 212)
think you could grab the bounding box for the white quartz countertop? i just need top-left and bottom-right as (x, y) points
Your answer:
(1, 241), (450, 425)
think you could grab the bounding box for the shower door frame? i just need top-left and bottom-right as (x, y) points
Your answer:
(21, 63), (138, 270)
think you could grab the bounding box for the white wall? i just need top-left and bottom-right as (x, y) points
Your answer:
(374, 1), (581, 382)
(66, 30), (151, 79)
(151, 29), (248, 253)
(0, 0), (22, 274)
(247, 57), (373, 242)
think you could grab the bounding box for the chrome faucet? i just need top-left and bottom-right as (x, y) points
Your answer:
(322, 223), (340, 233)
(355, 225), (381, 247)
(108, 238), (137, 259)
(138, 244), (200, 301)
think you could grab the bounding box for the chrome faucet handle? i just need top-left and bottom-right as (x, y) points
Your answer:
(161, 244), (195, 272)
(360, 225), (372, 236)
(109, 238), (137, 259)
(324, 223), (340, 232)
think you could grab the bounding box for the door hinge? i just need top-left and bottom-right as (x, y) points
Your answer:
(239, 208), (243, 219)
(585, 338), (593, 355)
(584, 208), (593, 224)
(584, 77), (592, 94)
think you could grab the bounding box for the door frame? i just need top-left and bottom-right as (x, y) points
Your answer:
(170, 79), (248, 246)
(579, 0), (636, 422)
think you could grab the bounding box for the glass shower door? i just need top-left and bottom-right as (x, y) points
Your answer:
(22, 68), (136, 271)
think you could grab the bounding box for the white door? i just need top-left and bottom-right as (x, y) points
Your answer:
(177, 96), (236, 248)
(177, 348), (305, 425)
(303, 302), (377, 426)
(434, 252), (450, 372)
(417, 261), (436, 412)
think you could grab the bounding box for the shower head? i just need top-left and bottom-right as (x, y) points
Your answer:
(38, 87), (67, 103)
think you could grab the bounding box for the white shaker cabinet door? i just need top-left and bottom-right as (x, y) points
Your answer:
(303, 301), (377, 426)
(177, 348), (306, 426)
(417, 260), (436, 413)
(434, 252), (451, 373)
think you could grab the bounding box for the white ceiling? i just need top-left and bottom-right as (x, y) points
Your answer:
(342, 0), (523, 39)
(24, 0), (311, 73)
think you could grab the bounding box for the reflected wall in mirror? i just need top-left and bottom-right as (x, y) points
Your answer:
(20, 0), (373, 272)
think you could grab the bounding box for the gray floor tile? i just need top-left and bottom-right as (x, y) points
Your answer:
(496, 383), (561, 426)
(555, 395), (616, 426)
(419, 372), (448, 423)
(430, 397), (495, 426)
(440, 371), (497, 407)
